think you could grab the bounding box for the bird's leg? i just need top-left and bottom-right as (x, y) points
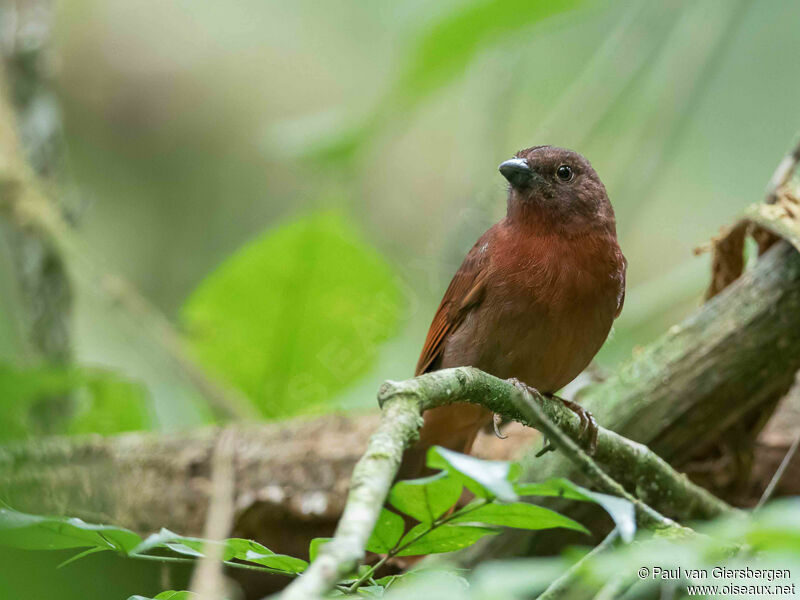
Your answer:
(508, 378), (598, 456)
(492, 413), (508, 439)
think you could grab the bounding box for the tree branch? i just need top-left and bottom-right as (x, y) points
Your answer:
(278, 366), (729, 599)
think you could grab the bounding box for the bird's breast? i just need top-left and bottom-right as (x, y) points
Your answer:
(441, 229), (624, 393)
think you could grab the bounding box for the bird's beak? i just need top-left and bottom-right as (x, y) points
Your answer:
(498, 158), (534, 188)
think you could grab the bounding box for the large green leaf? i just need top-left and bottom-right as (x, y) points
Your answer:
(389, 472), (463, 524)
(395, 523), (498, 556)
(449, 501), (588, 534)
(182, 212), (402, 418)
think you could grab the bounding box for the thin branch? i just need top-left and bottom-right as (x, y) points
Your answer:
(766, 131), (800, 203)
(536, 529), (620, 600)
(755, 431), (800, 511)
(189, 427), (236, 599)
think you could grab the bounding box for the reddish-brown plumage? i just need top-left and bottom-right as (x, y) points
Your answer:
(399, 145), (626, 479)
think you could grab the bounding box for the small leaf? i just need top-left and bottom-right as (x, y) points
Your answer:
(395, 523), (498, 556)
(132, 529), (207, 557)
(389, 472), (462, 523)
(244, 551), (308, 573)
(366, 509), (404, 554)
(449, 502), (588, 534)
(224, 537), (274, 561)
(309, 537), (332, 561)
(427, 447), (517, 502)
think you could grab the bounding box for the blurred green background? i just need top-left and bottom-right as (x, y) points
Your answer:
(2, 1), (800, 598)
(3, 0), (800, 434)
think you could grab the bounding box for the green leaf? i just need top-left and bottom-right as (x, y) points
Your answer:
(224, 537), (274, 561)
(0, 507), (142, 552)
(355, 585), (385, 598)
(309, 537), (332, 561)
(389, 472), (462, 523)
(182, 212), (402, 418)
(513, 478), (596, 500)
(132, 529), (207, 557)
(243, 550), (308, 573)
(449, 501), (589, 534)
(395, 523), (498, 556)
(516, 478), (635, 542)
(366, 509), (405, 554)
(427, 446), (517, 502)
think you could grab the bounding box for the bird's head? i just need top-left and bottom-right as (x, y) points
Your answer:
(499, 146), (615, 234)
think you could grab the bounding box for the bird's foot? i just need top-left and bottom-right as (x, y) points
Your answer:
(508, 378), (598, 456)
(558, 396), (599, 455)
(492, 413), (508, 439)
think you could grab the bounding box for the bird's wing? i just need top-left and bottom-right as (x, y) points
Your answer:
(415, 235), (490, 376)
(614, 255), (627, 318)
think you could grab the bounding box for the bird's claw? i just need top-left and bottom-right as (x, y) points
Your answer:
(535, 438), (556, 457)
(560, 397), (598, 455)
(492, 413), (508, 439)
(507, 377), (598, 456)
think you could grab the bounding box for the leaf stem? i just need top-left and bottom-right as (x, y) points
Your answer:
(130, 553), (297, 577)
(348, 499), (489, 593)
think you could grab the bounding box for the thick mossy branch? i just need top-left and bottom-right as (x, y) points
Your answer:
(380, 367), (732, 521)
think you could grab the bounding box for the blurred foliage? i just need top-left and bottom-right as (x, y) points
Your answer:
(0, 363), (151, 441)
(2, 0), (800, 594)
(310, 0), (590, 163)
(0, 449), (628, 597)
(38, 0), (800, 426)
(377, 499), (800, 599)
(181, 211), (402, 418)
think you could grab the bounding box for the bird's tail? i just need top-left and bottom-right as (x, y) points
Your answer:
(396, 404), (492, 481)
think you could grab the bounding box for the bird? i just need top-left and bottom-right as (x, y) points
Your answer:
(398, 145), (626, 479)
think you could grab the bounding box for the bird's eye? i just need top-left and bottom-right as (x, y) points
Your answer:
(556, 165), (573, 181)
